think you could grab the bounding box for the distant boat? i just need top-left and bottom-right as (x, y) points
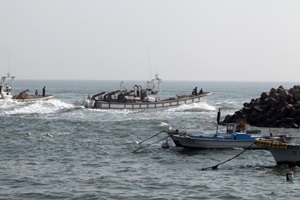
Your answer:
(255, 138), (300, 167)
(82, 74), (212, 110)
(0, 73), (54, 102)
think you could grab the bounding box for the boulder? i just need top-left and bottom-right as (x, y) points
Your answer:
(222, 85), (300, 128)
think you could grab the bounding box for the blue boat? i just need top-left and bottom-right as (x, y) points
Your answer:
(168, 123), (287, 149)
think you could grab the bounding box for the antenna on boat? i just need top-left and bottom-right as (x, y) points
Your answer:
(216, 108), (221, 133)
(217, 108), (221, 124)
(7, 46), (11, 75)
(147, 47), (152, 79)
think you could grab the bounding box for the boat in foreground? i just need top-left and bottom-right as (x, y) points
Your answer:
(0, 73), (54, 102)
(83, 74), (212, 110)
(167, 123), (288, 149)
(255, 138), (300, 167)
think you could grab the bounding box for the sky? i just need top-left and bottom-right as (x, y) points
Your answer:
(0, 0), (300, 81)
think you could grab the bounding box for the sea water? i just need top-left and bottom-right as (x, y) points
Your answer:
(1, 80), (300, 199)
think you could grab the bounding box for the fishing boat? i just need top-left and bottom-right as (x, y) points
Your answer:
(167, 123), (275, 149)
(168, 108), (291, 150)
(82, 74), (212, 110)
(167, 109), (290, 149)
(255, 138), (300, 167)
(0, 73), (54, 102)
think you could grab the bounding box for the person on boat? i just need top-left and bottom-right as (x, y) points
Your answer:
(42, 86), (46, 97)
(0, 86), (2, 99)
(35, 90), (38, 96)
(199, 88), (203, 94)
(192, 87), (198, 95)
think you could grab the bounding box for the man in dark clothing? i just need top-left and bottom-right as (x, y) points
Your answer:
(42, 86), (46, 97)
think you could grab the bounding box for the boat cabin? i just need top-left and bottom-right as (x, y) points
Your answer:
(226, 123), (236, 134)
(0, 73), (14, 99)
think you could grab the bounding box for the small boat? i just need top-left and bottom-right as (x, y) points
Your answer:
(168, 123), (266, 149)
(83, 74), (212, 110)
(0, 73), (54, 102)
(255, 138), (300, 167)
(167, 109), (290, 149)
(167, 122), (289, 149)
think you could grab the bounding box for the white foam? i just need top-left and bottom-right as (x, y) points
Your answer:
(3, 99), (76, 115)
(168, 101), (217, 112)
(159, 122), (169, 127)
(0, 99), (18, 108)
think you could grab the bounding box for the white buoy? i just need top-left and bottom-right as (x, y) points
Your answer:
(46, 133), (53, 137)
(286, 171), (294, 181)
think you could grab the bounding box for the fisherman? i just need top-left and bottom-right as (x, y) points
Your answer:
(42, 86), (46, 97)
(199, 88), (203, 94)
(35, 90), (38, 95)
(192, 87), (198, 95)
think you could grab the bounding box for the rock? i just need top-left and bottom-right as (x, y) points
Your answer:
(222, 85), (300, 128)
(293, 94), (300, 101)
(261, 92), (270, 100)
(265, 97), (277, 104)
(277, 87), (289, 97)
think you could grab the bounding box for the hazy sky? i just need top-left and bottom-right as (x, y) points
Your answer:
(1, 0), (300, 81)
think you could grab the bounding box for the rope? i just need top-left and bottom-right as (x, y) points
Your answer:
(201, 142), (255, 170)
(132, 136), (170, 153)
(136, 131), (166, 145)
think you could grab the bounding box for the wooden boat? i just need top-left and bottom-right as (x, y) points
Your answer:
(0, 73), (54, 102)
(255, 138), (300, 167)
(83, 74), (212, 109)
(167, 123), (288, 149)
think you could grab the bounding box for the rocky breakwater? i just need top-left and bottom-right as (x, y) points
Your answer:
(223, 85), (300, 128)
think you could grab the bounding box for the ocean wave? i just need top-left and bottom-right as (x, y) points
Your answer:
(2, 99), (77, 116)
(167, 101), (217, 112)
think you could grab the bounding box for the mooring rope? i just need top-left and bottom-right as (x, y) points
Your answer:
(132, 136), (170, 153)
(201, 142), (255, 170)
(137, 131), (166, 145)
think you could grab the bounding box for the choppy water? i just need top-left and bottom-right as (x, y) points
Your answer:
(1, 80), (300, 199)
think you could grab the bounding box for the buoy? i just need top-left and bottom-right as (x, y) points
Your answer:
(47, 133), (53, 137)
(286, 171), (294, 181)
(161, 139), (169, 148)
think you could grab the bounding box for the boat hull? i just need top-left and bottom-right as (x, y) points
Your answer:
(269, 146), (300, 166)
(13, 95), (54, 102)
(168, 133), (264, 149)
(84, 92), (211, 110)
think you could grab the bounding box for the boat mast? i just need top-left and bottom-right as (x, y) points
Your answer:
(147, 48), (152, 79)
(216, 108), (221, 133)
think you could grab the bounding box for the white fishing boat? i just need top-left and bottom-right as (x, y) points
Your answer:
(83, 74), (211, 109)
(255, 138), (300, 167)
(0, 73), (54, 102)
